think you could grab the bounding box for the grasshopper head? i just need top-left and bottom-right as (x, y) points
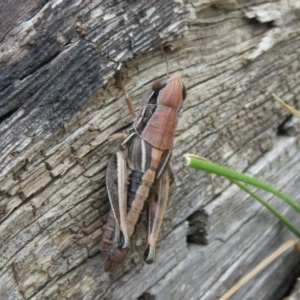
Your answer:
(152, 75), (186, 111)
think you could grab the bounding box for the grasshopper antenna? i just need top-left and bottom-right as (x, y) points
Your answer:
(156, 32), (170, 77)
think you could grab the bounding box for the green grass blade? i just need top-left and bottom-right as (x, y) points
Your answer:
(183, 154), (300, 214)
(231, 179), (300, 239)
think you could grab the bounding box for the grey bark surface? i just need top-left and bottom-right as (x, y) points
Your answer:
(1, 0), (300, 299)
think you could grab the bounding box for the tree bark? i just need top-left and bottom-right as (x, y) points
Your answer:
(1, 0), (300, 299)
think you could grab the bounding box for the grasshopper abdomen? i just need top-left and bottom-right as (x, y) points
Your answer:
(100, 211), (129, 271)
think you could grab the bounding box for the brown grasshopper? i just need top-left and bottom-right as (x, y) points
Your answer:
(101, 49), (186, 271)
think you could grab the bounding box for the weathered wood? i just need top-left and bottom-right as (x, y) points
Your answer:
(1, 0), (300, 299)
(286, 278), (300, 300)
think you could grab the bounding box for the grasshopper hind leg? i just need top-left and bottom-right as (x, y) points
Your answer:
(106, 149), (130, 248)
(144, 170), (170, 264)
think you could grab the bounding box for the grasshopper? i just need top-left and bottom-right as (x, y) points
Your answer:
(101, 45), (186, 271)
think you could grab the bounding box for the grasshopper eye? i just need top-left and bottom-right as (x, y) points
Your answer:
(182, 83), (187, 101)
(152, 78), (169, 91)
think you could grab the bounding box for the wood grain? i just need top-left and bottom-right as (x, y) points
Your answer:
(1, 0), (300, 299)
